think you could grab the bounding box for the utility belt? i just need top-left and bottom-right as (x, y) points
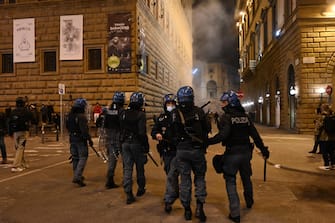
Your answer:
(70, 132), (82, 137)
(177, 140), (204, 151)
(157, 143), (176, 152)
(178, 136), (192, 143)
(225, 143), (254, 154)
(123, 132), (140, 143)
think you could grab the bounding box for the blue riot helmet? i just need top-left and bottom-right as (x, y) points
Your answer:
(220, 90), (241, 107)
(130, 92), (145, 107)
(112, 91), (125, 104)
(16, 97), (25, 107)
(73, 98), (87, 109)
(163, 93), (176, 112)
(177, 86), (194, 104)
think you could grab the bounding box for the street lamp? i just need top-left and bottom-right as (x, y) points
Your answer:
(289, 85), (296, 96)
(316, 87), (326, 103)
(258, 96), (264, 104)
(258, 96), (263, 123)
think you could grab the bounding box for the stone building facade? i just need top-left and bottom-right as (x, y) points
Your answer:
(235, 0), (335, 134)
(192, 60), (239, 113)
(0, 0), (193, 121)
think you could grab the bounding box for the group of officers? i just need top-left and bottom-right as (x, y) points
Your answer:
(65, 86), (270, 223)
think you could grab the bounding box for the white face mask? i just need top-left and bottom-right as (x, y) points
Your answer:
(166, 105), (176, 112)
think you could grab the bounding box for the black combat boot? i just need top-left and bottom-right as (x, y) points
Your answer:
(126, 192), (135, 204)
(228, 214), (240, 223)
(72, 178), (86, 187)
(184, 206), (192, 221)
(195, 200), (206, 222)
(105, 178), (119, 189)
(136, 188), (146, 197)
(164, 202), (172, 213)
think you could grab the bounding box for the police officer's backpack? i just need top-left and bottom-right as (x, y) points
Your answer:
(323, 115), (335, 134)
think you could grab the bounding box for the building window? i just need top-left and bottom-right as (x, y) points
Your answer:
(85, 47), (103, 72)
(263, 16), (268, 48)
(272, 1), (278, 39)
(207, 80), (217, 99)
(285, 0), (293, 20)
(41, 49), (58, 74)
(1, 53), (14, 74)
(139, 54), (148, 74)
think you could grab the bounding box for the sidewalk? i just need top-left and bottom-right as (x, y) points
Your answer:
(255, 124), (335, 176)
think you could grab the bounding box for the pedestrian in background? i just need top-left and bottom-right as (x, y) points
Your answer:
(309, 106), (322, 154)
(93, 102), (102, 123)
(151, 94), (179, 213)
(8, 97), (34, 172)
(66, 98), (93, 187)
(170, 86), (210, 222)
(40, 104), (48, 123)
(316, 103), (335, 170)
(104, 91), (125, 189)
(120, 92), (148, 204)
(0, 111), (8, 164)
(208, 90), (270, 223)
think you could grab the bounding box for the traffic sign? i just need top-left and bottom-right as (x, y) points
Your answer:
(58, 83), (65, 95)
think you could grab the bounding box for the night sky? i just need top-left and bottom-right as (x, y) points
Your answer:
(193, 0), (238, 68)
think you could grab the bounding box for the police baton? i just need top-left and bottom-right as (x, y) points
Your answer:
(200, 101), (211, 109)
(263, 158), (267, 182)
(148, 152), (159, 167)
(90, 145), (108, 163)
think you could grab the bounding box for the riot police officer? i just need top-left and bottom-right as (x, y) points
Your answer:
(66, 98), (93, 187)
(104, 91), (125, 189)
(9, 97), (34, 172)
(120, 92), (149, 204)
(171, 86), (210, 221)
(208, 91), (270, 223)
(151, 94), (179, 212)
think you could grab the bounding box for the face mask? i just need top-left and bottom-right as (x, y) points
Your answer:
(166, 105), (175, 112)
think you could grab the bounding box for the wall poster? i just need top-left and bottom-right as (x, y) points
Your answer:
(60, 15), (83, 60)
(13, 18), (35, 63)
(107, 13), (131, 73)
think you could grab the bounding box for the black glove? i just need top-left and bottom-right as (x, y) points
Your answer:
(156, 143), (165, 157)
(143, 153), (148, 164)
(88, 139), (94, 147)
(261, 146), (270, 159)
(143, 140), (150, 153)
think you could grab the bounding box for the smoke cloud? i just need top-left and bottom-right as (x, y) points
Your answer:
(193, 0), (238, 67)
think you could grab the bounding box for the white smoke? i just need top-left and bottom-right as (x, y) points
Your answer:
(193, 0), (237, 64)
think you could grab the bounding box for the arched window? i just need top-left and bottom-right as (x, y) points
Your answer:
(207, 80), (217, 99)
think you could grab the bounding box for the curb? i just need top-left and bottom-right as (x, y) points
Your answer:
(265, 157), (335, 177)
